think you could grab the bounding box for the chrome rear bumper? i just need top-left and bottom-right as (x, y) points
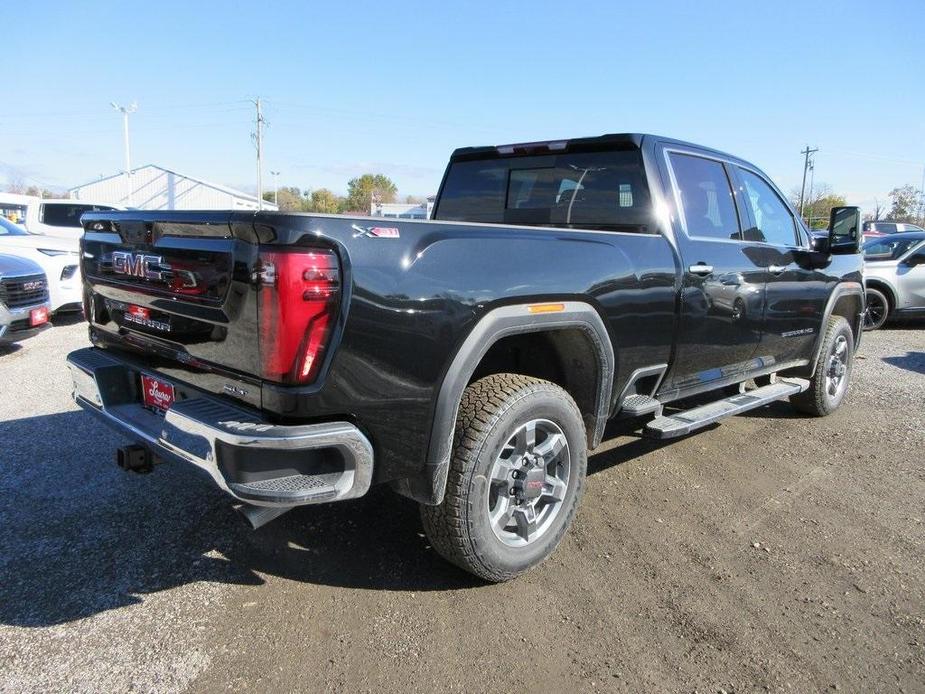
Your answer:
(66, 347), (374, 508)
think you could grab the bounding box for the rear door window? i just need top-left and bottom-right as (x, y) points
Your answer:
(668, 153), (741, 241)
(435, 148), (652, 232)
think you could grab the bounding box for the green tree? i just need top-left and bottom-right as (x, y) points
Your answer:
(345, 174), (397, 213)
(789, 184), (846, 229)
(307, 188), (344, 214)
(886, 184), (922, 223)
(263, 186), (308, 211)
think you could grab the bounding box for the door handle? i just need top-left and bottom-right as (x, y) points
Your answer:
(688, 264), (714, 276)
(768, 264), (788, 275)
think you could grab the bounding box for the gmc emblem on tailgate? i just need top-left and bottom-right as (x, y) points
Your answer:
(112, 251), (164, 280)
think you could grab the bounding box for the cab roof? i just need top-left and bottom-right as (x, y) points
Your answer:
(449, 133), (741, 163)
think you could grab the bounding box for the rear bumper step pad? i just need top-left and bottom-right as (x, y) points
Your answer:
(66, 347), (374, 507)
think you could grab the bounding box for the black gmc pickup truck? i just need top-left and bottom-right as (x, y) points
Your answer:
(67, 133), (864, 581)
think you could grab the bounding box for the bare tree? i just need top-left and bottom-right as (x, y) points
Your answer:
(872, 198), (886, 221)
(5, 178), (27, 194)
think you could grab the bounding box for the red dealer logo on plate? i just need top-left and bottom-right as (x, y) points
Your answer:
(29, 306), (49, 327)
(140, 374), (175, 412)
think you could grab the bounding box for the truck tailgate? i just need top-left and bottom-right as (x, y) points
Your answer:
(81, 212), (263, 406)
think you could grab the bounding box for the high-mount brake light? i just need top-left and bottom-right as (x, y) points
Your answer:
(257, 248), (340, 384)
(496, 140), (568, 155)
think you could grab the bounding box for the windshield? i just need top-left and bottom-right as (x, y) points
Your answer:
(863, 237), (924, 260)
(434, 147), (653, 232)
(0, 216), (30, 236)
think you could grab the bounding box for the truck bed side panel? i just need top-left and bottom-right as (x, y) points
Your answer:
(80, 211), (677, 487)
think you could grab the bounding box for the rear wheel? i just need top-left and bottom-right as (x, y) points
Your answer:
(863, 287), (890, 331)
(420, 374), (587, 582)
(790, 316), (854, 416)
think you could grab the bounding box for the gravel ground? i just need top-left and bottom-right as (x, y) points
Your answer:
(0, 317), (922, 693)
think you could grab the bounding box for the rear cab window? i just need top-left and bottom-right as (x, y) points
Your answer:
(434, 147), (653, 233)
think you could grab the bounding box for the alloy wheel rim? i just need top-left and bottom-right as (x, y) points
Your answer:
(825, 334), (849, 398)
(864, 295), (886, 328)
(487, 418), (570, 548)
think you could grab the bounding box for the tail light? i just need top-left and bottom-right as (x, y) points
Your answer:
(257, 248), (340, 384)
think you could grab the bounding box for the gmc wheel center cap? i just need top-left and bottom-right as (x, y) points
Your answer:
(518, 465), (546, 500)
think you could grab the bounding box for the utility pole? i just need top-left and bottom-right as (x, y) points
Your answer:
(270, 170), (280, 206)
(251, 98), (266, 211)
(111, 101), (138, 205)
(807, 158), (816, 223)
(798, 145), (818, 218)
(919, 164), (925, 225)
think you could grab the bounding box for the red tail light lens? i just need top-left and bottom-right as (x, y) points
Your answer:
(258, 248), (340, 384)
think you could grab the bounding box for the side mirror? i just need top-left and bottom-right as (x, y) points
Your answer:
(810, 234), (830, 253)
(905, 252), (925, 267)
(828, 206), (861, 255)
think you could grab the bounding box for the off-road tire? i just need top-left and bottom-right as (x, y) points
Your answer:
(790, 316), (854, 416)
(420, 374), (587, 582)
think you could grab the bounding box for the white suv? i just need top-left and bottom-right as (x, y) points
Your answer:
(23, 199), (123, 239)
(0, 253), (51, 343)
(0, 216), (82, 312)
(862, 232), (925, 330)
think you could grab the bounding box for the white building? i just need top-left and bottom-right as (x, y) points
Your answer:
(69, 165), (277, 211)
(370, 196), (434, 220)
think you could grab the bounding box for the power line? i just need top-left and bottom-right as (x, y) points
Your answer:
(1, 100), (252, 120)
(824, 147), (924, 167)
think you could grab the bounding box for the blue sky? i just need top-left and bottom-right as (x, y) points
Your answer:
(3, 0), (923, 212)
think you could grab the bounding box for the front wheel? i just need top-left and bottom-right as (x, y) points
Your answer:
(863, 288), (889, 331)
(790, 316), (855, 416)
(421, 374), (587, 582)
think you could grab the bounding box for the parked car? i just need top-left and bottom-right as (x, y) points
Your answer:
(66, 133), (864, 581)
(0, 192), (37, 227)
(862, 231), (925, 330)
(21, 198), (124, 240)
(0, 253), (51, 343)
(0, 193), (123, 240)
(0, 216), (82, 312)
(862, 221), (925, 240)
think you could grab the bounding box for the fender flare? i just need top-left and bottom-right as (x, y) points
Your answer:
(419, 301), (615, 505)
(809, 281), (864, 375)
